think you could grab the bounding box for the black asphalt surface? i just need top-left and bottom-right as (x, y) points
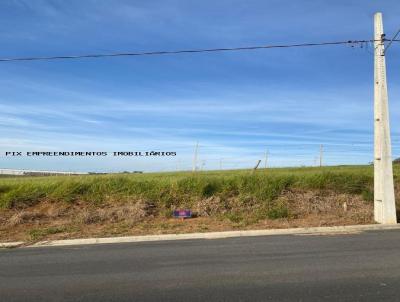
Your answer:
(1, 230), (400, 301)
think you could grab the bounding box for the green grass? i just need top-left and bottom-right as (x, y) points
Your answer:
(0, 165), (384, 211)
(28, 226), (66, 241)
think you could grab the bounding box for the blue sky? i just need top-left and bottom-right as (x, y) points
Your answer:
(0, 0), (400, 172)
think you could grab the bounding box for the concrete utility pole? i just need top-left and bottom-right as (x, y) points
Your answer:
(192, 141), (199, 172)
(374, 12), (397, 224)
(264, 151), (268, 169)
(176, 159), (181, 171)
(201, 160), (206, 171)
(319, 144), (323, 167)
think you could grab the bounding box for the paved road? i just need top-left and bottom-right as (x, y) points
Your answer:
(1, 230), (400, 301)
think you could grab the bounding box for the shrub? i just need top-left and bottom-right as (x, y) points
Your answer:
(361, 189), (374, 202)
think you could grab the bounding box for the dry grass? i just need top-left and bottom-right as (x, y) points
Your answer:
(75, 200), (150, 226)
(8, 211), (44, 226)
(195, 196), (227, 216)
(280, 189), (373, 224)
(0, 190), (374, 243)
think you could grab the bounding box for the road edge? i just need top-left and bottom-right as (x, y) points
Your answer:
(1, 223), (399, 249)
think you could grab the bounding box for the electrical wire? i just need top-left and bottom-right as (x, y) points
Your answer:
(0, 39), (392, 63)
(385, 30), (400, 53)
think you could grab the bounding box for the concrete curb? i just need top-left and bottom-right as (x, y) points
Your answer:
(1, 224), (400, 249)
(0, 241), (24, 248)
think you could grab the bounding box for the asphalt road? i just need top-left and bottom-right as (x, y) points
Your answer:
(1, 230), (400, 302)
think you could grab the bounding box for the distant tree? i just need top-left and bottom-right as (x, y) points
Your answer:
(393, 157), (400, 164)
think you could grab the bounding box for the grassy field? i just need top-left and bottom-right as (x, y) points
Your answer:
(0, 165), (378, 209)
(0, 165), (398, 242)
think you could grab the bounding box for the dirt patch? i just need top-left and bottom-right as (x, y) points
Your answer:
(0, 190), (374, 243)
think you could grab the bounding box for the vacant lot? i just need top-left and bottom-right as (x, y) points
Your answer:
(1, 165), (398, 242)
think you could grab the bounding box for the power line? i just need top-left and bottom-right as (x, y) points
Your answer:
(0, 39), (397, 63)
(385, 29), (400, 53)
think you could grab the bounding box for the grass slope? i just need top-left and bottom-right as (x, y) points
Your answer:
(0, 165), (396, 242)
(0, 165), (377, 209)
